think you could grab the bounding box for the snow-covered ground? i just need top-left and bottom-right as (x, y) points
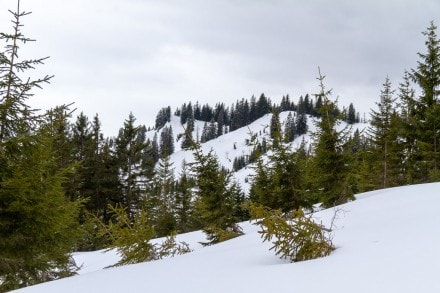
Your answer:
(150, 112), (368, 192)
(13, 183), (440, 293)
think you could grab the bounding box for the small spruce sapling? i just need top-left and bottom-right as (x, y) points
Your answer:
(248, 203), (334, 262)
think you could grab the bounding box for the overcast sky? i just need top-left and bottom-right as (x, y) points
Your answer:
(1, 0), (439, 135)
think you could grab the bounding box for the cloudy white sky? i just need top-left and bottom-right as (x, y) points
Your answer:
(1, 0), (439, 135)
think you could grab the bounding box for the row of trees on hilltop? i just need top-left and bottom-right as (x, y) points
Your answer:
(154, 92), (362, 152)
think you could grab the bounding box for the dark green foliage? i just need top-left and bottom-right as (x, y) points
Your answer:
(99, 205), (191, 266)
(0, 131), (82, 290)
(310, 69), (354, 207)
(269, 111), (281, 147)
(346, 103), (358, 124)
(0, 2), (52, 141)
(190, 145), (243, 245)
(145, 156), (177, 237)
(155, 106), (171, 129)
(160, 125), (174, 157)
(115, 113), (153, 218)
(201, 120), (217, 143)
(249, 204), (334, 262)
(283, 112), (296, 143)
(181, 117), (194, 150)
(409, 22), (440, 180)
(0, 4), (81, 289)
(368, 77), (405, 188)
(250, 132), (309, 212)
(175, 163), (197, 233)
(295, 113), (308, 136)
(233, 155), (249, 171)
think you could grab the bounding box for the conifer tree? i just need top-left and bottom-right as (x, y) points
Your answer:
(368, 77), (404, 188)
(295, 112), (308, 136)
(190, 145), (243, 245)
(269, 111), (281, 147)
(175, 162), (196, 233)
(115, 113), (150, 218)
(283, 112), (296, 143)
(397, 71), (420, 183)
(0, 2), (81, 288)
(310, 69), (353, 207)
(250, 127), (309, 212)
(410, 22), (440, 180)
(145, 155), (177, 236)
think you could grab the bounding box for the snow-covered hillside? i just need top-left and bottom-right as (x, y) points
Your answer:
(14, 183), (440, 293)
(149, 112), (368, 192)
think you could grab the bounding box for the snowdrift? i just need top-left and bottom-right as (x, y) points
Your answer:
(13, 183), (440, 293)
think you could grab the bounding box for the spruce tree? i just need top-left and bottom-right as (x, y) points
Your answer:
(115, 113), (150, 218)
(368, 77), (404, 188)
(250, 127), (309, 212)
(410, 22), (440, 180)
(0, 2), (81, 288)
(398, 71), (420, 183)
(190, 145), (242, 245)
(310, 69), (353, 207)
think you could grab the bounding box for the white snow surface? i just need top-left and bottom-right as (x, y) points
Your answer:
(150, 112), (368, 192)
(13, 183), (440, 293)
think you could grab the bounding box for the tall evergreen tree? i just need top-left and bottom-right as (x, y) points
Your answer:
(310, 69), (353, 207)
(145, 155), (177, 236)
(0, 3), (81, 288)
(115, 113), (150, 218)
(398, 71), (420, 183)
(368, 77), (404, 188)
(250, 131), (309, 212)
(190, 145), (242, 245)
(410, 22), (440, 180)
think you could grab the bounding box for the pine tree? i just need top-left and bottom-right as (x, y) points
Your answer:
(310, 69), (353, 207)
(368, 77), (404, 188)
(250, 127), (309, 212)
(0, 129), (82, 290)
(175, 162), (196, 233)
(283, 112), (296, 143)
(160, 125), (174, 157)
(145, 155), (177, 236)
(115, 113), (150, 218)
(0, 3), (81, 288)
(398, 71), (420, 183)
(270, 111), (281, 147)
(347, 103), (357, 124)
(190, 145), (242, 245)
(295, 112), (308, 136)
(410, 22), (440, 180)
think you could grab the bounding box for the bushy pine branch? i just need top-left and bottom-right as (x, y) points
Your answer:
(97, 204), (192, 266)
(249, 203), (334, 262)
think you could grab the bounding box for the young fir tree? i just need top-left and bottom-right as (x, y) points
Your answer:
(0, 2), (81, 288)
(145, 155), (177, 237)
(310, 69), (354, 207)
(410, 22), (440, 180)
(115, 113), (151, 218)
(190, 144), (243, 245)
(397, 71), (420, 184)
(249, 132), (309, 212)
(368, 77), (404, 188)
(269, 110), (281, 147)
(175, 162), (197, 233)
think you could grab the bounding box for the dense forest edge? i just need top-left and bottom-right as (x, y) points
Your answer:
(1, 1), (440, 291)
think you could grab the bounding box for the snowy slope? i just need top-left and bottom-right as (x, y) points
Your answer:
(14, 183), (440, 293)
(151, 112), (368, 190)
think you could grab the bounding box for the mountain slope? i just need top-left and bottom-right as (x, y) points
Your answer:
(149, 112), (368, 191)
(14, 183), (440, 293)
